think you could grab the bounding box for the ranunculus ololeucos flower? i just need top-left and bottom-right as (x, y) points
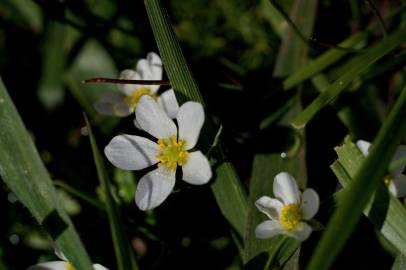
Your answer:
(255, 172), (319, 241)
(94, 52), (179, 119)
(27, 248), (108, 270)
(356, 140), (406, 198)
(105, 95), (212, 210)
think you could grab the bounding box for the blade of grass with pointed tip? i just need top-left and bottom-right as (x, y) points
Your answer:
(306, 86), (406, 270)
(0, 78), (93, 269)
(330, 139), (406, 257)
(85, 115), (138, 270)
(144, 0), (248, 237)
(273, 0), (318, 77)
(283, 4), (406, 89)
(292, 27), (406, 129)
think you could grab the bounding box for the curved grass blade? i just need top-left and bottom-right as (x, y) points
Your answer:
(0, 78), (93, 269)
(306, 86), (406, 270)
(85, 115), (138, 270)
(144, 0), (248, 237)
(292, 27), (406, 129)
(331, 141), (406, 257)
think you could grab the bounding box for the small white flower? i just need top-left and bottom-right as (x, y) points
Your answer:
(94, 52), (179, 119)
(105, 95), (212, 210)
(255, 172), (319, 241)
(356, 140), (406, 198)
(27, 249), (108, 270)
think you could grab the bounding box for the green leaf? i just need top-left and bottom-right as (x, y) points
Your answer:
(113, 168), (137, 204)
(144, 0), (248, 237)
(292, 27), (406, 129)
(392, 255), (406, 270)
(330, 139), (406, 258)
(272, 0), (318, 77)
(38, 21), (66, 110)
(0, 78), (93, 269)
(85, 115), (138, 270)
(306, 86), (406, 270)
(65, 39), (119, 134)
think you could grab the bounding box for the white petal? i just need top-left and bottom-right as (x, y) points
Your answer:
(94, 92), (132, 117)
(157, 89), (179, 119)
(255, 196), (283, 220)
(136, 59), (153, 80)
(288, 222), (312, 241)
(136, 96), (177, 139)
(53, 247), (67, 261)
(105, 135), (159, 170)
(27, 261), (67, 270)
(255, 220), (284, 239)
(300, 188), (319, 220)
(133, 117), (142, 130)
(391, 174), (406, 198)
(147, 52), (163, 79)
(391, 145), (406, 176)
(273, 172), (300, 205)
(118, 69), (139, 96)
(182, 151), (212, 185)
(135, 166), (176, 210)
(356, 140), (371, 156)
(177, 102), (205, 150)
(93, 264), (110, 270)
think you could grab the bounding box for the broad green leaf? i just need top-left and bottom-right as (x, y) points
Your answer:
(330, 139), (406, 257)
(144, 0), (248, 237)
(273, 0), (318, 77)
(85, 115), (138, 270)
(292, 27), (406, 129)
(65, 39), (119, 134)
(38, 21), (66, 110)
(306, 86), (406, 270)
(0, 78), (93, 269)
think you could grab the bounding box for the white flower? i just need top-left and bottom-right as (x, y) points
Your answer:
(94, 52), (179, 119)
(255, 172), (319, 241)
(104, 95), (212, 210)
(27, 248), (108, 270)
(356, 140), (406, 198)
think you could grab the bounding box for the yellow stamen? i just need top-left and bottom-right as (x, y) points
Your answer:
(66, 262), (75, 270)
(280, 204), (303, 231)
(156, 135), (189, 171)
(125, 87), (157, 110)
(384, 174), (393, 187)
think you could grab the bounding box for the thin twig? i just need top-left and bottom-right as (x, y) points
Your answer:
(83, 78), (171, 85)
(366, 0), (388, 37)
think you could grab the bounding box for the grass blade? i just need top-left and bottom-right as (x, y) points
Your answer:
(0, 78), (93, 269)
(331, 138), (406, 256)
(144, 0), (248, 237)
(292, 27), (406, 129)
(306, 86), (406, 270)
(85, 115), (138, 270)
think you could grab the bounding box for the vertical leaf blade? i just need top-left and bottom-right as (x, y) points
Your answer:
(0, 78), (93, 269)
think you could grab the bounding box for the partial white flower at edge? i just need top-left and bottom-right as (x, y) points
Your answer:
(255, 172), (320, 241)
(356, 140), (406, 198)
(27, 248), (108, 270)
(94, 52), (179, 120)
(104, 95), (212, 211)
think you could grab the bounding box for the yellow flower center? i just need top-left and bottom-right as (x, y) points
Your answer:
(125, 87), (157, 110)
(279, 204), (303, 231)
(384, 174), (393, 187)
(156, 135), (189, 171)
(66, 262), (75, 270)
